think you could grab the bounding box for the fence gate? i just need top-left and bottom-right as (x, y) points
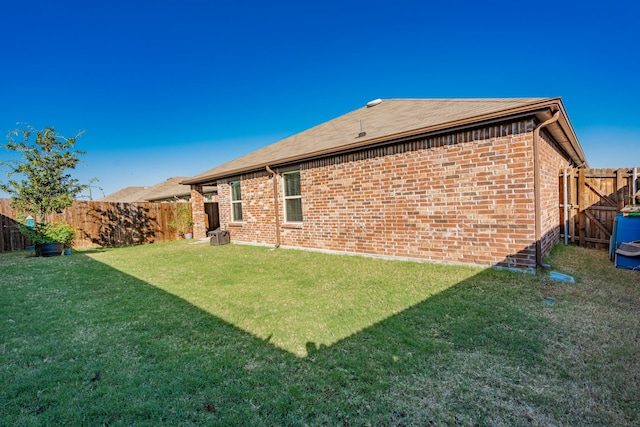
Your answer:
(561, 168), (639, 249)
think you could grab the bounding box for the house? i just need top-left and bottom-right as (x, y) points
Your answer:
(101, 177), (216, 203)
(182, 98), (587, 272)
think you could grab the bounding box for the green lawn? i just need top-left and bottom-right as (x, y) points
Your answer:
(1, 242), (638, 425)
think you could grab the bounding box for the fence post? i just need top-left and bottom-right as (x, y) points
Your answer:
(568, 168), (576, 243)
(578, 168), (586, 247)
(634, 168), (638, 203)
(616, 168), (626, 211)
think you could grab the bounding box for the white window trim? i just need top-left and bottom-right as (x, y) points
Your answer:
(282, 170), (302, 223)
(230, 181), (243, 223)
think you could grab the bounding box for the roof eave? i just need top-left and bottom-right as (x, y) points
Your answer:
(533, 100), (588, 167)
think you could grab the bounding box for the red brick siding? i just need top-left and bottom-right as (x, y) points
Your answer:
(538, 129), (571, 257)
(216, 119), (570, 271)
(190, 185), (207, 239)
(219, 171), (278, 245)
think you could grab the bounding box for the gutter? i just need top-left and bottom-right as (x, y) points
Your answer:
(265, 166), (281, 248)
(533, 110), (560, 269)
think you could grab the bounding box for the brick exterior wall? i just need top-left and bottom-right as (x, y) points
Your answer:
(190, 185), (207, 239)
(219, 171), (279, 244)
(538, 130), (572, 257)
(216, 118), (572, 271)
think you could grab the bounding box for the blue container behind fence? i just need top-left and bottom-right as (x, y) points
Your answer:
(614, 213), (640, 270)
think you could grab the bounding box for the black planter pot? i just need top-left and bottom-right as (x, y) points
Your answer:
(36, 242), (64, 257)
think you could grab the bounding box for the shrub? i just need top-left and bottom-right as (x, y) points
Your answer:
(169, 204), (193, 237)
(20, 222), (77, 249)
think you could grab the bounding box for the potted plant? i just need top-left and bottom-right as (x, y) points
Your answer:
(169, 204), (194, 239)
(20, 221), (77, 257)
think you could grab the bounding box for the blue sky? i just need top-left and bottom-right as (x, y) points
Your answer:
(1, 0), (638, 198)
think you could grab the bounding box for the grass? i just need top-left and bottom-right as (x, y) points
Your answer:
(1, 242), (638, 425)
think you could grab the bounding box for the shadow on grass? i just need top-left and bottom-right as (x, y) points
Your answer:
(1, 249), (551, 425)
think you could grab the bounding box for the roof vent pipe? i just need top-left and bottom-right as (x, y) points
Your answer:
(357, 119), (366, 138)
(366, 99), (382, 108)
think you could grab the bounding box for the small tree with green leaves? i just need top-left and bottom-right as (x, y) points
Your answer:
(1, 124), (90, 222)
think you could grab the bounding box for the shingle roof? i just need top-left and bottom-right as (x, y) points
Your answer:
(100, 178), (216, 202)
(139, 177), (193, 201)
(99, 186), (150, 202)
(184, 97), (584, 184)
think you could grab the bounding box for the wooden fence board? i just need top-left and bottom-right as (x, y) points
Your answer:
(0, 199), (191, 252)
(560, 167), (639, 250)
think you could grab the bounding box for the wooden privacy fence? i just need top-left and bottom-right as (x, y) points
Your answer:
(560, 168), (639, 249)
(0, 199), (190, 252)
(3, 169), (637, 253)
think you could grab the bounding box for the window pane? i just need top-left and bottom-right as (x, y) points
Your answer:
(231, 181), (242, 201)
(232, 202), (243, 221)
(284, 172), (300, 197)
(285, 198), (302, 222)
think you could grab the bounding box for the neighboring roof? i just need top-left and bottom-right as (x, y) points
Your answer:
(100, 177), (216, 202)
(142, 177), (195, 202)
(183, 97), (587, 185)
(100, 186), (150, 202)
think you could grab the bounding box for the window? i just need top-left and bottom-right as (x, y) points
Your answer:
(283, 170), (302, 223)
(230, 181), (242, 222)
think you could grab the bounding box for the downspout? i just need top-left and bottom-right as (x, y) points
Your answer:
(533, 110), (560, 269)
(563, 168), (569, 245)
(266, 166), (281, 248)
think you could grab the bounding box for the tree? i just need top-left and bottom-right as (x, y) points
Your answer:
(1, 124), (90, 221)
